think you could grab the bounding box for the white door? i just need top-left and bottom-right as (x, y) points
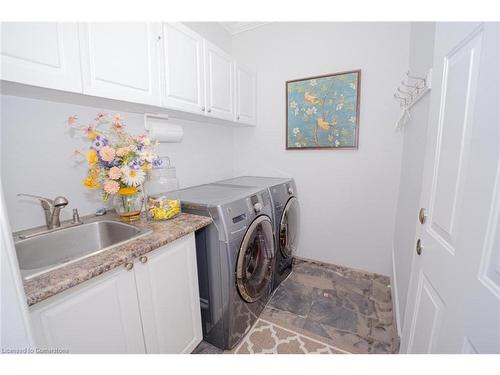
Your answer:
(30, 266), (145, 354)
(0, 22), (82, 92)
(204, 40), (234, 121)
(234, 63), (257, 126)
(161, 23), (205, 114)
(401, 23), (500, 353)
(134, 233), (202, 354)
(79, 22), (161, 105)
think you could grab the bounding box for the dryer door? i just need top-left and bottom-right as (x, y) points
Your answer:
(236, 215), (274, 303)
(279, 197), (300, 258)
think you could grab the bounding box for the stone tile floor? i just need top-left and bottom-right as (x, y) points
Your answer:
(193, 257), (399, 354)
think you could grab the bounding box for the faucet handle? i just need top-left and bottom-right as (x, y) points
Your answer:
(72, 208), (83, 224)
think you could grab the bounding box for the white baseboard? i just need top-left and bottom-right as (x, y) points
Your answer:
(391, 245), (402, 338)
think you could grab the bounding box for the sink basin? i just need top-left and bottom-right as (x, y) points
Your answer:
(15, 220), (152, 280)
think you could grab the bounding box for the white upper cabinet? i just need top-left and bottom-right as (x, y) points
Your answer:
(204, 40), (234, 121)
(234, 63), (257, 126)
(0, 22), (82, 92)
(161, 23), (205, 114)
(78, 23), (161, 106)
(134, 233), (202, 354)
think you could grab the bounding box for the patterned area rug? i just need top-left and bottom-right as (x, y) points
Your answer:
(232, 319), (349, 354)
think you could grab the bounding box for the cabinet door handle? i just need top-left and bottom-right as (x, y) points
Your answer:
(418, 208), (427, 224)
(201, 106), (206, 112)
(416, 239), (423, 256)
(207, 108), (212, 113)
(124, 262), (134, 271)
(237, 115), (240, 120)
(139, 256), (148, 264)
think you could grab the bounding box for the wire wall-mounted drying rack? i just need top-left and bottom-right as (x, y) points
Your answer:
(394, 69), (432, 130)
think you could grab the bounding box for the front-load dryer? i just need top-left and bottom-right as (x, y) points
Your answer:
(216, 176), (300, 291)
(178, 183), (275, 350)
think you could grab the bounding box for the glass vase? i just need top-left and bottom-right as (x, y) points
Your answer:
(112, 188), (144, 222)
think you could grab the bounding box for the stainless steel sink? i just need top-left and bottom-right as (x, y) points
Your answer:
(15, 220), (152, 280)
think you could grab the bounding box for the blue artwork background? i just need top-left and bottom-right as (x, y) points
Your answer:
(287, 72), (359, 148)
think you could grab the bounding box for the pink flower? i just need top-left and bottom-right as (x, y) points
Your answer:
(95, 112), (108, 121)
(99, 146), (116, 162)
(116, 147), (130, 157)
(103, 180), (120, 194)
(108, 166), (121, 180)
(67, 115), (78, 125)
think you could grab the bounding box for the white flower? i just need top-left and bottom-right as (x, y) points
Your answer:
(349, 116), (356, 123)
(293, 127), (300, 135)
(350, 83), (356, 90)
(310, 79), (317, 86)
(290, 100), (298, 109)
(335, 140), (340, 147)
(140, 150), (155, 163)
(295, 142), (301, 147)
(305, 107), (317, 116)
(121, 166), (145, 187)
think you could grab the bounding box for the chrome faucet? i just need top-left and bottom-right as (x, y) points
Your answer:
(18, 194), (69, 229)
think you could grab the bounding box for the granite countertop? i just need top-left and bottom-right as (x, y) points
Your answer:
(21, 212), (212, 306)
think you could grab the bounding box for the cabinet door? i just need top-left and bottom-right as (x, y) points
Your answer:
(79, 23), (161, 105)
(161, 23), (205, 114)
(134, 233), (202, 354)
(204, 40), (234, 121)
(0, 22), (82, 92)
(30, 267), (145, 354)
(234, 63), (257, 126)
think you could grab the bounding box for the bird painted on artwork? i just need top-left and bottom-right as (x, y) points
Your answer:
(316, 118), (330, 130)
(304, 92), (320, 105)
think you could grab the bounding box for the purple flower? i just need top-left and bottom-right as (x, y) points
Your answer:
(91, 135), (108, 150)
(152, 157), (163, 168)
(129, 158), (143, 170)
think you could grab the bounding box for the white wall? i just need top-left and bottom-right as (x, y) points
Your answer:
(392, 22), (436, 327)
(0, 95), (235, 232)
(231, 22), (410, 275)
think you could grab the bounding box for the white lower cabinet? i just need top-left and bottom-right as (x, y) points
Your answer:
(29, 233), (202, 354)
(30, 266), (145, 354)
(135, 233), (202, 354)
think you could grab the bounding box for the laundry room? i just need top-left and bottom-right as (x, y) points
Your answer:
(1, 1), (499, 374)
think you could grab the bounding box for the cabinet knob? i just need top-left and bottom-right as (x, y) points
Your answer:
(207, 108), (212, 113)
(124, 262), (134, 271)
(157, 35), (162, 41)
(201, 106), (206, 112)
(237, 115), (240, 120)
(416, 239), (423, 256)
(139, 256), (148, 264)
(418, 208), (427, 224)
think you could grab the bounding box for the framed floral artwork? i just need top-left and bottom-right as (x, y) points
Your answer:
(286, 70), (361, 150)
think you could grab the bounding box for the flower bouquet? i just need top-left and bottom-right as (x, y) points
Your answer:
(69, 113), (161, 222)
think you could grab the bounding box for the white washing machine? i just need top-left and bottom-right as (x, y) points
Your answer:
(178, 183), (275, 349)
(216, 176), (300, 291)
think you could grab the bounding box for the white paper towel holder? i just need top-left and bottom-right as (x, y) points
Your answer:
(144, 113), (184, 143)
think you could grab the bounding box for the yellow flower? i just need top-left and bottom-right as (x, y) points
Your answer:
(142, 163), (152, 171)
(87, 132), (98, 140)
(86, 149), (98, 165)
(83, 175), (99, 189)
(89, 167), (100, 175)
(118, 186), (137, 196)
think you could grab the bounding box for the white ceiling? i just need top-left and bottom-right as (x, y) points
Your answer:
(219, 22), (269, 35)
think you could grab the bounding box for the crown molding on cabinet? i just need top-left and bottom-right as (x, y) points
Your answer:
(219, 22), (269, 35)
